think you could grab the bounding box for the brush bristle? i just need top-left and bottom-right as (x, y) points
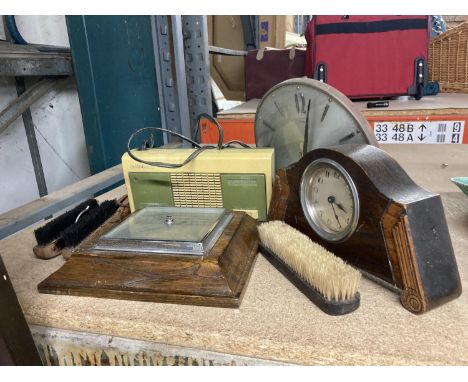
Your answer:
(34, 199), (98, 246)
(258, 221), (361, 301)
(56, 200), (119, 249)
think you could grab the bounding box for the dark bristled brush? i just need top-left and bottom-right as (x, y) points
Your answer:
(56, 200), (119, 249)
(34, 199), (98, 246)
(33, 199), (118, 259)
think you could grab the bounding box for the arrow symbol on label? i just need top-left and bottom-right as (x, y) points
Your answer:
(418, 134), (426, 141)
(419, 124), (427, 131)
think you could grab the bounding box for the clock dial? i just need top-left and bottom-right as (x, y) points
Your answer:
(300, 159), (359, 242)
(255, 78), (378, 171)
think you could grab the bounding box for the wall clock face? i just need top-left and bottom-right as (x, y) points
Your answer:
(300, 158), (359, 242)
(255, 78), (378, 171)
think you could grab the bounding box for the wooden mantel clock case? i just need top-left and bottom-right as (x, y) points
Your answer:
(268, 144), (462, 314)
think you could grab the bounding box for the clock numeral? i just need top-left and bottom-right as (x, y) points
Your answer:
(325, 170), (330, 177)
(318, 177), (323, 184)
(320, 104), (330, 122)
(294, 93), (307, 114)
(346, 217), (350, 224)
(334, 172), (340, 179)
(274, 101), (285, 117)
(263, 120), (275, 132)
(338, 132), (356, 143)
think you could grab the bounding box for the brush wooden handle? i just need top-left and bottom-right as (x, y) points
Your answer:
(33, 243), (62, 260)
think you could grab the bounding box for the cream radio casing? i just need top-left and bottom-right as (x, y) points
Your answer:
(122, 148), (274, 221)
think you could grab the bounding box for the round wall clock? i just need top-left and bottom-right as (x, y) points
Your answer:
(254, 78), (378, 170)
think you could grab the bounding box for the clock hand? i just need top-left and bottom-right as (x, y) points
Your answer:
(329, 198), (342, 229)
(335, 202), (347, 214)
(327, 195), (347, 214)
(303, 99), (311, 156)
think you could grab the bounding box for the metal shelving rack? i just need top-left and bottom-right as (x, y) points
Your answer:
(151, 15), (213, 143)
(0, 41), (72, 77)
(1, 15), (218, 238)
(0, 35), (74, 198)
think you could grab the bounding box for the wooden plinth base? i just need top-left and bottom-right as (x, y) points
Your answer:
(38, 208), (259, 308)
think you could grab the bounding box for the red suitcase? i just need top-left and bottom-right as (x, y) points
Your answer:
(305, 16), (430, 99)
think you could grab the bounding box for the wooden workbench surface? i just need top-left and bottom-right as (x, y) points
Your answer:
(1, 147), (467, 365)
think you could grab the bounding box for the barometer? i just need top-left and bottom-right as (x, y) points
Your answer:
(38, 206), (259, 308)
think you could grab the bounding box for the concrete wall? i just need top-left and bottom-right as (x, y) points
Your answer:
(0, 16), (90, 214)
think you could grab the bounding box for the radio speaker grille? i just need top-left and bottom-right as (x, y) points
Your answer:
(170, 173), (223, 207)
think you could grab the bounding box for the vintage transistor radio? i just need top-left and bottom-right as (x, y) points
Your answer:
(121, 148), (274, 220)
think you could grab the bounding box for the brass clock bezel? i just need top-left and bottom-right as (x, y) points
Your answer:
(300, 158), (360, 243)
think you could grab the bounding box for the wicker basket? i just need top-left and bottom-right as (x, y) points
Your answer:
(429, 21), (468, 93)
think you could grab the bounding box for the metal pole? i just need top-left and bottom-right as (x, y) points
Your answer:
(181, 15), (213, 130)
(151, 16), (182, 144)
(2, 16), (48, 197)
(171, 16), (191, 145)
(15, 77), (48, 197)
